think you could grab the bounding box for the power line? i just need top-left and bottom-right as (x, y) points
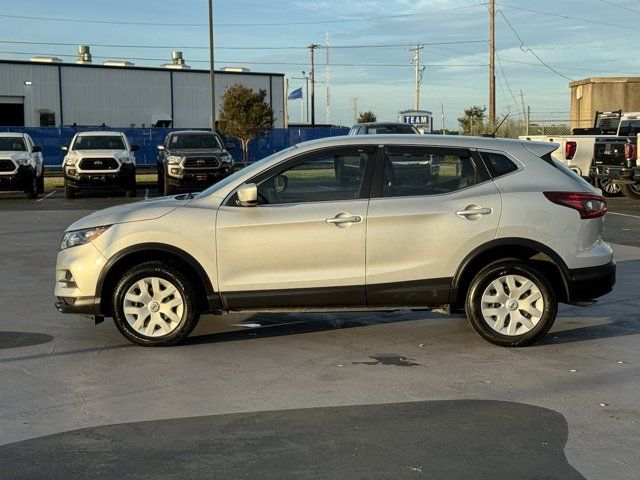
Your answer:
(497, 9), (575, 81)
(0, 39), (487, 51)
(497, 3), (637, 31)
(598, 0), (640, 14)
(0, 50), (487, 68)
(0, 4), (483, 28)
(494, 49), (523, 116)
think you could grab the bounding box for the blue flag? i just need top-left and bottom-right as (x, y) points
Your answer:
(288, 87), (303, 100)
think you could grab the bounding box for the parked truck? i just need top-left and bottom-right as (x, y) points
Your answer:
(591, 114), (640, 199)
(520, 111), (623, 195)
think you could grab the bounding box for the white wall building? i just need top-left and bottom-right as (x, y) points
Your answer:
(0, 58), (285, 129)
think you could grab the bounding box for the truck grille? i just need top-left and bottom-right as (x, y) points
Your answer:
(183, 157), (220, 169)
(0, 159), (16, 172)
(79, 158), (119, 171)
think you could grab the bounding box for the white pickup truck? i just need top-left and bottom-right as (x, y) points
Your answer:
(520, 111), (627, 195)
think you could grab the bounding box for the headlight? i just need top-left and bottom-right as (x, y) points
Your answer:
(60, 225), (111, 250)
(221, 154), (234, 164)
(65, 156), (78, 166)
(118, 155), (133, 163)
(15, 157), (30, 166)
(167, 156), (182, 165)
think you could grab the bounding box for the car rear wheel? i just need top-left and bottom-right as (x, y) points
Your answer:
(597, 177), (622, 197)
(621, 182), (640, 200)
(37, 171), (45, 194)
(112, 261), (200, 347)
(465, 260), (557, 347)
(24, 175), (38, 199)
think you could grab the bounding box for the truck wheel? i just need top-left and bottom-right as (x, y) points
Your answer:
(112, 261), (201, 347)
(465, 259), (557, 347)
(163, 174), (175, 196)
(621, 183), (640, 200)
(37, 171), (45, 194)
(24, 175), (38, 199)
(64, 179), (75, 199)
(157, 170), (164, 193)
(597, 178), (622, 197)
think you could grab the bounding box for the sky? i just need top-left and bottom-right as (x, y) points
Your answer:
(2, 0), (640, 129)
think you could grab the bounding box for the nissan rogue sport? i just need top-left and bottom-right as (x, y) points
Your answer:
(55, 135), (615, 347)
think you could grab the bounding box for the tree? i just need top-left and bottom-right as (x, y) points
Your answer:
(357, 111), (377, 123)
(457, 106), (486, 135)
(218, 84), (274, 161)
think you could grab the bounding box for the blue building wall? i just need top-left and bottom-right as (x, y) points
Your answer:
(0, 127), (350, 166)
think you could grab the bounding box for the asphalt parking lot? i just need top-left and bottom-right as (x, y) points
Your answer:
(0, 191), (639, 479)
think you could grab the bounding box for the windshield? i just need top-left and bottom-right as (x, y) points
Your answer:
(196, 146), (297, 198)
(367, 124), (419, 134)
(170, 134), (223, 150)
(0, 137), (26, 151)
(617, 120), (640, 136)
(73, 135), (125, 150)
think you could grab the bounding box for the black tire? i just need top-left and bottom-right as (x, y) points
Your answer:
(621, 183), (640, 200)
(112, 261), (201, 347)
(465, 259), (557, 347)
(64, 179), (75, 199)
(597, 177), (622, 197)
(163, 173), (175, 196)
(37, 171), (45, 194)
(157, 168), (165, 194)
(24, 175), (38, 199)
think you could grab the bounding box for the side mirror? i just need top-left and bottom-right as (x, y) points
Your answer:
(274, 175), (288, 193)
(237, 183), (258, 207)
(226, 142), (235, 149)
(32, 146), (42, 153)
(131, 144), (141, 152)
(61, 145), (68, 151)
(157, 145), (165, 151)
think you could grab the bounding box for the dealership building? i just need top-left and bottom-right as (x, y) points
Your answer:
(0, 48), (286, 129)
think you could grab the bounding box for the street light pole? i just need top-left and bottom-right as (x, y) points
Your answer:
(208, 0), (216, 132)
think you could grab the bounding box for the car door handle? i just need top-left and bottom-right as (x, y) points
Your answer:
(326, 214), (362, 224)
(456, 206), (493, 219)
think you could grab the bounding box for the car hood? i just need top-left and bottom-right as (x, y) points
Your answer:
(69, 149), (128, 158)
(0, 151), (29, 160)
(67, 195), (191, 231)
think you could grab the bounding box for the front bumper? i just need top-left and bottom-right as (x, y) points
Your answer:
(65, 163), (134, 189)
(566, 261), (616, 303)
(54, 242), (107, 316)
(167, 166), (234, 187)
(0, 165), (34, 191)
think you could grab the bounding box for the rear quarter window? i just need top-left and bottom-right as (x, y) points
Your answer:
(479, 152), (519, 178)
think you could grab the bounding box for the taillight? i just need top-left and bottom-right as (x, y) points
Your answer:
(624, 142), (637, 160)
(565, 141), (577, 160)
(543, 192), (607, 219)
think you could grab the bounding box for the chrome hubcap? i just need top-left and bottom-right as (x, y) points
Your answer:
(123, 277), (184, 337)
(480, 274), (544, 336)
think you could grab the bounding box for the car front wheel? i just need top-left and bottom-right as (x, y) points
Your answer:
(465, 260), (557, 347)
(621, 182), (640, 200)
(112, 261), (200, 346)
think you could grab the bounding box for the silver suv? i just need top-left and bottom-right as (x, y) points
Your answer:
(55, 135), (615, 347)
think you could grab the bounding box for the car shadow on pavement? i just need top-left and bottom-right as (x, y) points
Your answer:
(0, 331), (54, 350)
(184, 310), (435, 346)
(0, 400), (586, 480)
(541, 317), (640, 345)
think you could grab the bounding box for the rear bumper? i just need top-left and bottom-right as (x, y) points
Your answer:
(55, 296), (98, 315)
(633, 167), (640, 181)
(590, 166), (635, 181)
(566, 261), (616, 303)
(0, 166), (34, 191)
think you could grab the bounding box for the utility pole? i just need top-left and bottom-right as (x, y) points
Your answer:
(441, 102), (446, 134)
(489, 0), (496, 125)
(409, 43), (425, 110)
(308, 44), (320, 126)
(208, 0), (216, 131)
(284, 78), (289, 128)
(520, 90), (528, 135)
(350, 97), (359, 122)
(325, 31), (331, 125)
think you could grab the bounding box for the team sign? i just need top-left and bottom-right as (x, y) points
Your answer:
(403, 115), (430, 125)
